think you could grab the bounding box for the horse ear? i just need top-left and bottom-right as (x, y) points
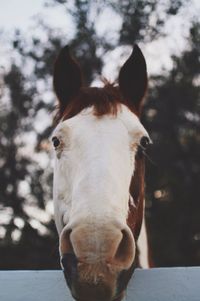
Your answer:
(53, 45), (82, 117)
(118, 45), (147, 115)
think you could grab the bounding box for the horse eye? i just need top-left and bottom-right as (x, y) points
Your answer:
(52, 136), (60, 148)
(140, 136), (150, 149)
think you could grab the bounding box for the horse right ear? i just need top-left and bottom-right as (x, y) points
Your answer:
(118, 45), (147, 116)
(53, 45), (82, 117)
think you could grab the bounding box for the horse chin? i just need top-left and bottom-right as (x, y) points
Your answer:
(67, 280), (125, 301)
(65, 275), (128, 301)
(72, 291), (125, 301)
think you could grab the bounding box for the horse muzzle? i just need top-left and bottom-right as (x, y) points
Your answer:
(61, 252), (135, 301)
(60, 223), (135, 301)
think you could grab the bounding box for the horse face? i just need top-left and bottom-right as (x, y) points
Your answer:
(52, 44), (149, 301)
(52, 105), (149, 301)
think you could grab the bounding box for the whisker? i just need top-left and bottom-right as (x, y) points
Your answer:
(142, 150), (157, 166)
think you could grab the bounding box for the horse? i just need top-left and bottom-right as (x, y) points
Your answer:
(51, 44), (151, 301)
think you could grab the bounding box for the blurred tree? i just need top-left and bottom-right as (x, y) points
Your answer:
(144, 22), (200, 266)
(0, 63), (59, 269)
(111, 0), (186, 43)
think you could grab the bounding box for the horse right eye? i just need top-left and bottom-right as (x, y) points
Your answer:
(52, 136), (60, 148)
(140, 136), (150, 149)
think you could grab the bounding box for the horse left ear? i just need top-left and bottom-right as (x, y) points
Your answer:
(119, 45), (148, 116)
(53, 45), (82, 118)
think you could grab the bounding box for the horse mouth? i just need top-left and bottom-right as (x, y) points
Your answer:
(61, 253), (135, 301)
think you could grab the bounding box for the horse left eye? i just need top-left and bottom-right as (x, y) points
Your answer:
(52, 136), (60, 148)
(140, 136), (150, 149)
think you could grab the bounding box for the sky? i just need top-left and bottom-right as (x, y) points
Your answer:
(0, 0), (69, 30)
(0, 0), (199, 77)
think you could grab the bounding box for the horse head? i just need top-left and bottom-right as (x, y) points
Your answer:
(51, 44), (150, 301)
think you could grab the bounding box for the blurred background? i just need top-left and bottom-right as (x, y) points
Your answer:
(0, 0), (199, 269)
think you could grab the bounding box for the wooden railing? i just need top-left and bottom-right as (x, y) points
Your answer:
(0, 267), (200, 301)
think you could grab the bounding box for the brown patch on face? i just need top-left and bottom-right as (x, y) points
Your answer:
(127, 156), (145, 240)
(60, 84), (123, 122)
(127, 155), (154, 267)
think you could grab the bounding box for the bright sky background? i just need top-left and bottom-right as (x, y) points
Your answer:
(0, 0), (200, 77)
(0, 0), (68, 30)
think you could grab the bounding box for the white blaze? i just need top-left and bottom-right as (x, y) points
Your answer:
(52, 105), (149, 239)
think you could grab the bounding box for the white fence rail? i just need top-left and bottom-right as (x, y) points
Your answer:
(0, 267), (200, 301)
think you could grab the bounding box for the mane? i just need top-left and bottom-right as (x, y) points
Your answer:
(54, 82), (129, 124)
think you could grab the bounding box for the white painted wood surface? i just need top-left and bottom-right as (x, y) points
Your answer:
(0, 267), (200, 301)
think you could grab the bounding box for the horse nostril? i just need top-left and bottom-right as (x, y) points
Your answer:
(114, 228), (135, 269)
(61, 253), (77, 271)
(60, 228), (73, 255)
(61, 253), (78, 288)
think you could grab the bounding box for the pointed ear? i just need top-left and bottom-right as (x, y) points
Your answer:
(119, 45), (147, 115)
(53, 45), (82, 117)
